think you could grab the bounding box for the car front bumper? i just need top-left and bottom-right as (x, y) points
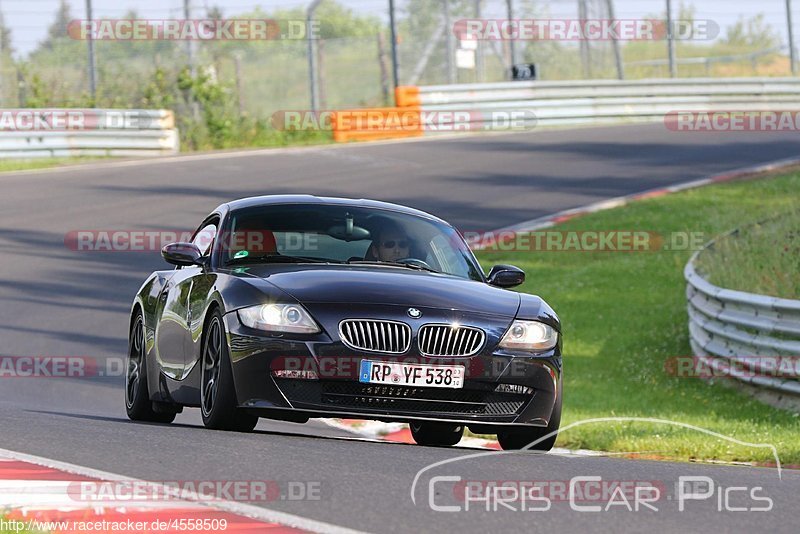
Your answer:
(224, 312), (562, 428)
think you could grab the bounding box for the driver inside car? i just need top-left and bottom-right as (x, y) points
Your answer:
(366, 223), (413, 262)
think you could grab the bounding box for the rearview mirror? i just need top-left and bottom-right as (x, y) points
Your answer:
(487, 264), (525, 288)
(162, 242), (203, 266)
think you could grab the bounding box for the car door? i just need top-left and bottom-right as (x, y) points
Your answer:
(155, 219), (218, 380)
(184, 229), (220, 379)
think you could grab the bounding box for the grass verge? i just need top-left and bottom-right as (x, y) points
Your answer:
(0, 157), (108, 173)
(695, 209), (800, 299)
(475, 170), (800, 464)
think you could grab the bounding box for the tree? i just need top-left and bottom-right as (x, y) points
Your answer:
(0, 10), (13, 54)
(723, 14), (781, 50)
(42, 0), (73, 50)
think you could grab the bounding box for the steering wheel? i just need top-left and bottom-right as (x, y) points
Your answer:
(396, 258), (434, 270)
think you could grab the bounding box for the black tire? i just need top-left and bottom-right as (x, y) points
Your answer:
(410, 422), (464, 447)
(200, 309), (259, 432)
(497, 384), (562, 451)
(125, 311), (176, 424)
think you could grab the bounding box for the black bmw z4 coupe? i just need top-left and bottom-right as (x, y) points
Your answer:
(126, 195), (562, 450)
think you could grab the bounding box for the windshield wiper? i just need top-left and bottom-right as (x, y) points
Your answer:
(346, 260), (441, 274)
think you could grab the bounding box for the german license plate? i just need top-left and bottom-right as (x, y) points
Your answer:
(359, 360), (465, 389)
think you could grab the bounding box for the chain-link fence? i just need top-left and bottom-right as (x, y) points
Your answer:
(1, 0), (797, 147)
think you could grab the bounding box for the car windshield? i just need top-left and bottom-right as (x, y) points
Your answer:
(218, 203), (484, 282)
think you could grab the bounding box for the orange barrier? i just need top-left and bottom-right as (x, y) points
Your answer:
(330, 86), (423, 143)
(395, 85), (421, 108)
(330, 106), (423, 143)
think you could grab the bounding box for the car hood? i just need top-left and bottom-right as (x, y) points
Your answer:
(234, 265), (521, 317)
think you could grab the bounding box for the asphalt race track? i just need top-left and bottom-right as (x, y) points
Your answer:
(1, 124), (799, 532)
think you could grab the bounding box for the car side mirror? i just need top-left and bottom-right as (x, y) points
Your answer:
(162, 242), (203, 267)
(487, 264), (525, 288)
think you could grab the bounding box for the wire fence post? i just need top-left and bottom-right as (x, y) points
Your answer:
(666, 0), (677, 77)
(183, 0), (196, 75)
(0, 5), (4, 106)
(85, 0), (97, 105)
(578, 0), (590, 79)
(388, 0), (399, 91)
(506, 0), (516, 74)
(788, 0), (797, 75)
(307, 0), (323, 112)
(233, 52), (244, 116)
(444, 0), (456, 84)
(475, 0), (484, 82)
(377, 32), (390, 105)
(606, 0), (625, 79)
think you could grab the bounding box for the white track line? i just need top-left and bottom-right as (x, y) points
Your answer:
(0, 447), (370, 534)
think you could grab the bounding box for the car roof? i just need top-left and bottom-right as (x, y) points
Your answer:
(220, 195), (449, 225)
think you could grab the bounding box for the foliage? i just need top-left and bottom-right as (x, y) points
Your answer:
(723, 14), (781, 50)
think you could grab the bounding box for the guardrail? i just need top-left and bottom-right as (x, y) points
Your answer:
(0, 109), (179, 157)
(330, 78), (800, 142)
(405, 78), (800, 129)
(685, 228), (800, 407)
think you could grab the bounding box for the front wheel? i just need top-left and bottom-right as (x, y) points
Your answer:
(410, 422), (464, 447)
(125, 311), (175, 424)
(200, 309), (259, 432)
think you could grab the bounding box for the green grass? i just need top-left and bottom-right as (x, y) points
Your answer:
(0, 157), (106, 173)
(696, 210), (800, 299)
(475, 171), (800, 464)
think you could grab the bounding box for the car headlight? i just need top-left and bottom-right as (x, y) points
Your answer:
(499, 320), (558, 351)
(238, 304), (320, 334)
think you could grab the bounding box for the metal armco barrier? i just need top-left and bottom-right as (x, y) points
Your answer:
(332, 78), (800, 141)
(0, 109), (179, 157)
(685, 229), (800, 405)
(404, 78), (800, 130)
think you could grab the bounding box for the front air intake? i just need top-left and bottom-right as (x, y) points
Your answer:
(417, 324), (485, 357)
(339, 319), (411, 354)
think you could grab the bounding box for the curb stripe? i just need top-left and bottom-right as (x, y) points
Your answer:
(0, 448), (369, 534)
(487, 155), (800, 236)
